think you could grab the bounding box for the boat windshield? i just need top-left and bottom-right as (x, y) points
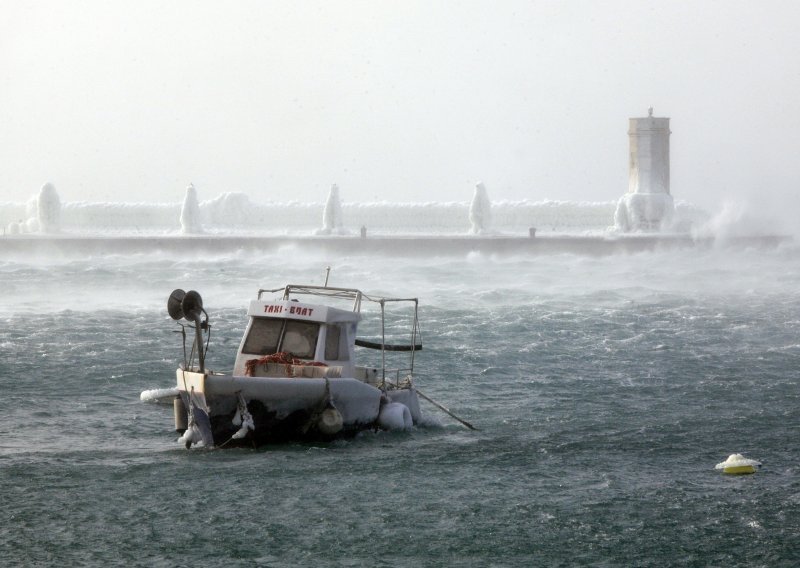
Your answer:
(242, 318), (320, 359)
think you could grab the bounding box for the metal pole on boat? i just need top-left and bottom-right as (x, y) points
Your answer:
(410, 300), (419, 374)
(415, 389), (478, 431)
(324, 266), (331, 287)
(380, 299), (386, 388)
(382, 379), (477, 431)
(192, 313), (205, 373)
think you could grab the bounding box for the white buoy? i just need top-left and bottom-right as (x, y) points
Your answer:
(317, 406), (344, 435)
(715, 453), (761, 475)
(378, 402), (413, 431)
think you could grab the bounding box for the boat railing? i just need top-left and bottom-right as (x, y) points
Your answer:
(384, 367), (414, 389)
(257, 284), (420, 313)
(258, 284), (365, 311)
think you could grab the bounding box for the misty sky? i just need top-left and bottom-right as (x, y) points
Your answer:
(1, 1), (799, 211)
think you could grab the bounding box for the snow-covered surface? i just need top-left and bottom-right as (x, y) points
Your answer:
(2, 195), (709, 236)
(140, 387), (179, 403)
(715, 453), (762, 470)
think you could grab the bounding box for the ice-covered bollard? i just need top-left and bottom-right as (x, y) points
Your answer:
(469, 182), (492, 234)
(180, 183), (203, 234)
(37, 182), (61, 233)
(317, 183), (345, 235)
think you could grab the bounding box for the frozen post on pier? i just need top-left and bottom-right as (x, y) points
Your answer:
(180, 183), (203, 234)
(469, 182), (492, 234)
(316, 183), (346, 235)
(37, 182), (62, 234)
(614, 108), (675, 232)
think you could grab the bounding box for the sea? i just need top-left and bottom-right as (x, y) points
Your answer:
(1, 237), (799, 566)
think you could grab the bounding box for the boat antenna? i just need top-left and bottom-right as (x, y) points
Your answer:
(324, 266), (331, 287)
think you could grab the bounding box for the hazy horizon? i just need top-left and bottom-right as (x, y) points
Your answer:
(2, 1), (799, 217)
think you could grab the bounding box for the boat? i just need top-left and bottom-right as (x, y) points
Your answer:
(142, 281), (446, 448)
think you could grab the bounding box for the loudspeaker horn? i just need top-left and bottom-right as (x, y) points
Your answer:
(181, 290), (204, 320)
(167, 289), (186, 320)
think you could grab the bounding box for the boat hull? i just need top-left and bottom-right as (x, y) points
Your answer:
(175, 369), (420, 447)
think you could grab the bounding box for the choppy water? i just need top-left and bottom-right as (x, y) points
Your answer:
(2, 245), (800, 566)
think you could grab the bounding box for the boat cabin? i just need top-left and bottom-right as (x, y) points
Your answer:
(232, 286), (362, 377)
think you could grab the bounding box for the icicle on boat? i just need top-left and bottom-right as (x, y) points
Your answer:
(142, 282), (436, 448)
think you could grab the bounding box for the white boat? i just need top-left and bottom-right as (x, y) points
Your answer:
(142, 282), (450, 448)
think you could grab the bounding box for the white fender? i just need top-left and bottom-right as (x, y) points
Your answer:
(378, 402), (413, 431)
(317, 407), (344, 435)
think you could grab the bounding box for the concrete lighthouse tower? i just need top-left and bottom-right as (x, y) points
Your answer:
(614, 107), (675, 231)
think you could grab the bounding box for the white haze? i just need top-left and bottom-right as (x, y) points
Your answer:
(1, 1), (799, 229)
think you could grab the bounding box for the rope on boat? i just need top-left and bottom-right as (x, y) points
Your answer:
(301, 377), (339, 435)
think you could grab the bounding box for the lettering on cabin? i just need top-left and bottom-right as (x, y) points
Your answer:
(262, 304), (314, 317)
(289, 306), (314, 316)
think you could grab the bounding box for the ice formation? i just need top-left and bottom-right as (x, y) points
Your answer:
(614, 192), (675, 232)
(140, 387), (180, 402)
(469, 182), (492, 234)
(0, 195), (707, 235)
(202, 192), (255, 226)
(231, 396), (255, 439)
(37, 182), (61, 233)
(179, 183), (202, 234)
(316, 184), (346, 235)
(715, 453), (761, 474)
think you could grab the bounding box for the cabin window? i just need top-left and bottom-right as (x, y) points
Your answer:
(281, 320), (319, 359)
(242, 318), (283, 355)
(325, 325), (341, 360)
(241, 317), (320, 359)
